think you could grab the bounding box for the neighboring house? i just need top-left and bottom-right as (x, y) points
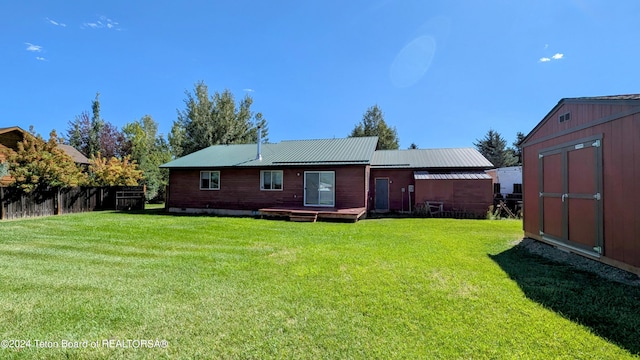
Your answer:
(58, 144), (90, 165)
(0, 127), (26, 186)
(0, 126), (90, 186)
(521, 94), (640, 274)
(370, 148), (494, 216)
(161, 137), (494, 219)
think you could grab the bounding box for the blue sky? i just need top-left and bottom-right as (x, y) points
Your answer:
(2, 1), (640, 150)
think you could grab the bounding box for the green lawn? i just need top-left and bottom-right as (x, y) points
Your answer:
(0, 211), (639, 359)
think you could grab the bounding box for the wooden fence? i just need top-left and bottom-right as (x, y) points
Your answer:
(0, 186), (146, 220)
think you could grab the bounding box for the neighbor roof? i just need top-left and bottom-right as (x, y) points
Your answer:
(0, 126), (26, 135)
(59, 144), (90, 165)
(161, 136), (379, 168)
(371, 148), (494, 169)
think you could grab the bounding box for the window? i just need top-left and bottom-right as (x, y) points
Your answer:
(261, 170), (283, 190)
(200, 171), (220, 190)
(559, 112), (571, 123)
(304, 171), (335, 207)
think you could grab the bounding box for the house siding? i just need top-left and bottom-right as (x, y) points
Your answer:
(523, 100), (640, 272)
(368, 168), (492, 215)
(167, 165), (368, 211)
(413, 178), (493, 217)
(369, 169), (415, 212)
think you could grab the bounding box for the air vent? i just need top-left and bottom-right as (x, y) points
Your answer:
(559, 112), (571, 123)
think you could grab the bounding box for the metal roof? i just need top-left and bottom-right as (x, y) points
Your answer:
(569, 94), (640, 101)
(413, 171), (492, 180)
(371, 148), (494, 169)
(161, 136), (379, 168)
(522, 94), (640, 146)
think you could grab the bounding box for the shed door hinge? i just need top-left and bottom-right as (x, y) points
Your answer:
(592, 140), (601, 147)
(593, 193), (601, 200)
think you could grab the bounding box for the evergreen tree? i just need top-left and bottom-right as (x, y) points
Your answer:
(349, 105), (399, 150)
(473, 129), (518, 168)
(508, 131), (526, 166)
(170, 81), (268, 157)
(66, 93), (126, 158)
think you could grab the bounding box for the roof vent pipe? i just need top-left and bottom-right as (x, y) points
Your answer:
(256, 125), (262, 161)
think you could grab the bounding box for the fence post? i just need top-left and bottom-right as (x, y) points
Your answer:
(0, 187), (4, 220)
(56, 188), (62, 215)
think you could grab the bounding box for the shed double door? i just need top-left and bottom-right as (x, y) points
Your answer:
(539, 135), (603, 256)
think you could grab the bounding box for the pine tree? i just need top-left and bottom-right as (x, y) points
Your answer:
(473, 129), (518, 168)
(170, 81), (268, 157)
(349, 105), (399, 150)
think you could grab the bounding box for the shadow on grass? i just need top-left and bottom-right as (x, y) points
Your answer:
(490, 244), (640, 355)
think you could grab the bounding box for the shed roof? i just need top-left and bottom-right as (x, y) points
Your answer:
(161, 136), (379, 168)
(413, 171), (492, 180)
(371, 148), (493, 169)
(523, 94), (640, 146)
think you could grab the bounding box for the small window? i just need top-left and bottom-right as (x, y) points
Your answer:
(559, 112), (571, 123)
(261, 170), (283, 191)
(200, 171), (220, 190)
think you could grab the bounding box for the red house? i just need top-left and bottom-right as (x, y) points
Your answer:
(161, 137), (494, 220)
(521, 94), (640, 274)
(370, 148), (494, 216)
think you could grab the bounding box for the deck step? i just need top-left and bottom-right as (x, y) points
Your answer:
(289, 213), (318, 222)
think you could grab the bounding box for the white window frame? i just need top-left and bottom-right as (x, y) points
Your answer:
(200, 171), (220, 190)
(260, 170), (283, 191)
(304, 171), (335, 207)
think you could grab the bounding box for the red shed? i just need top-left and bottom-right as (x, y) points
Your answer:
(521, 94), (640, 274)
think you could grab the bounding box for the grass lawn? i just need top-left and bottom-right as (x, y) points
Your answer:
(0, 211), (639, 359)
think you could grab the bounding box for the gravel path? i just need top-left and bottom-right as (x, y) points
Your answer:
(518, 238), (640, 287)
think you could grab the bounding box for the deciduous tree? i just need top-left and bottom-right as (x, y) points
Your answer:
(123, 115), (172, 201)
(89, 153), (143, 186)
(349, 105), (399, 150)
(4, 130), (87, 193)
(67, 93), (126, 158)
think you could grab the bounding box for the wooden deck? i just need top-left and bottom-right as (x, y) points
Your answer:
(258, 206), (367, 222)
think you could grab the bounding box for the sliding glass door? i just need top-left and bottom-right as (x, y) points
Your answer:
(304, 171), (335, 207)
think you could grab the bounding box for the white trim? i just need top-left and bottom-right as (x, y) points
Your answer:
(200, 170), (220, 190)
(260, 170), (283, 191)
(304, 171), (335, 207)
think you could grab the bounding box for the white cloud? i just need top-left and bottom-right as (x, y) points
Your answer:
(83, 16), (120, 30)
(539, 52), (564, 63)
(36, 57), (47, 61)
(243, 88), (255, 93)
(46, 18), (66, 27)
(25, 43), (42, 52)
